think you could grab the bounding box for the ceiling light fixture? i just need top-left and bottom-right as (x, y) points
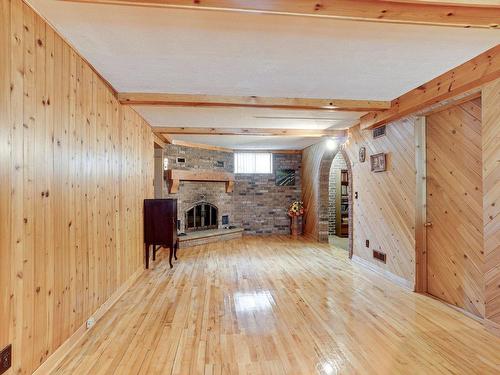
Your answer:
(326, 138), (337, 150)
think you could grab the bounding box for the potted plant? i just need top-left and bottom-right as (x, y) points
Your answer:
(287, 200), (304, 237)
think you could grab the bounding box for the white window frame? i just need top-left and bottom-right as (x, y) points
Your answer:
(234, 152), (273, 174)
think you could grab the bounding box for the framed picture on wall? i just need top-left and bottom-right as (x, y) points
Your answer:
(370, 153), (387, 172)
(359, 147), (366, 162)
(276, 169), (295, 186)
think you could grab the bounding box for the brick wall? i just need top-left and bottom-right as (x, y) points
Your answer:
(328, 152), (348, 235)
(234, 153), (302, 234)
(161, 145), (302, 234)
(162, 145), (234, 232)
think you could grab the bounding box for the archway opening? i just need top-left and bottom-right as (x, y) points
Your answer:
(328, 152), (349, 251)
(318, 147), (353, 258)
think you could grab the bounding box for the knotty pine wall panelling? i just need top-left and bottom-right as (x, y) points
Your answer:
(0, 0), (154, 373)
(344, 121), (416, 286)
(426, 98), (484, 317)
(483, 78), (500, 327)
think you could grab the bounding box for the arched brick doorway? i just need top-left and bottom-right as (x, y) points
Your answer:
(318, 147), (353, 258)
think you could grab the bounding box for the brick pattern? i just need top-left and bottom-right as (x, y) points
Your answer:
(161, 145), (301, 234)
(317, 147), (352, 245)
(162, 145), (234, 233)
(234, 154), (302, 234)
(328, 153), (348, 235)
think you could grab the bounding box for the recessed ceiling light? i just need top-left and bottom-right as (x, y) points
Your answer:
(326, 139), (337, 150)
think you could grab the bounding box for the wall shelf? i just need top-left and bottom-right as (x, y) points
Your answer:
(165, 169), (235, 194)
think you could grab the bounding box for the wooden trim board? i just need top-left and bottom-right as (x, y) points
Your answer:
(168, 139), (234, 153)
(32, 268), (144, 375)
(235, 149), (302, 154)
(153, 133), (167, 148)
(414, 116), (427, 293)
(155, 127), (346, 137)
(119, 93), (391, 111)
(424, 292), (500, 337)
(360, 44), (500, 129)
(484, 319), (500, 337)
(61, 0), (500, 29)
(352, 255), (414, 290)
(166, 169), (235, 193)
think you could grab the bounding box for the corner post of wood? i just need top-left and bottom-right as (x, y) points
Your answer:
(414, 116), (427, 293)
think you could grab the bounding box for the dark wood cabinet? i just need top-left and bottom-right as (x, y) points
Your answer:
(144, 199), (178, 269)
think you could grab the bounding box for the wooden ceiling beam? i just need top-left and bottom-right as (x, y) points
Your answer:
(360, 44), (500, 130)
(62, 0), (500, 29)
(168, 139), (233, 152)
(236, 149), (303, 154)
(154, 127), (346, 137)
(153, 133), (168, 148)
(118, 93), (391, 112)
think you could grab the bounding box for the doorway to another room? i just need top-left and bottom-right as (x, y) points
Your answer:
(328, 152), (349, 251)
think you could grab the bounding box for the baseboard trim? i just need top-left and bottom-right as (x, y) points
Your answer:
(423, 293), (500, 337)
(33, 267), (144, 375)
(484, 319), (500, 337)
(352, 255), (413, 290)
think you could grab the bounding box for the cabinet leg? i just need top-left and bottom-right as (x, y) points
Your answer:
(168, 247), (173, 269)
(145, 244), (150, 269)
(174, 241), (178, 260)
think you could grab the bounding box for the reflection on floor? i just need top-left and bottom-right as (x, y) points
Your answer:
(329, 235), (348, 250)
(51, 236), (500, 374)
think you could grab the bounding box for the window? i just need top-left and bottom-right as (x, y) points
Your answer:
(234, 152), (273, 174)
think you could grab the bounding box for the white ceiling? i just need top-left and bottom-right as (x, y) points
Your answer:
(30, 1), (500, 99)
(135, 106), (359, 149)
(28, 0), (500, 149)
(170, 135), (331, 150)
(134, 106), (364, 129)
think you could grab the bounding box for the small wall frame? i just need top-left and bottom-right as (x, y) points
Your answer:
(359, 147), (366, 162)
(370, 153), (387, 172)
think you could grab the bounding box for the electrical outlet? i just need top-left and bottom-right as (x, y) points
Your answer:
(365, 239), (369, 248)
(86, 317), (95, 329)
(0, 344), (11, 375)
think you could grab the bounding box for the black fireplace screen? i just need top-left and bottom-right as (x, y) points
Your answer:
(185, 203), (218, 231)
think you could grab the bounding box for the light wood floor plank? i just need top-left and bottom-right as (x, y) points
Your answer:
(51, 236), (500, 375)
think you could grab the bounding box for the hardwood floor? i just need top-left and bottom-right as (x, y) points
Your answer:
(50, 236), (500, 375)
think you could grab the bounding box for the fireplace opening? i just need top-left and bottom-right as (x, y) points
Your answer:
(185, 202), (218, 231)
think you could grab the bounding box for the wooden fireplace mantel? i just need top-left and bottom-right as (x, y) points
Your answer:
(165, 169), (235, 194)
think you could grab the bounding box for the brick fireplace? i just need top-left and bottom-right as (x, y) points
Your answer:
(160, 144), (302, 235)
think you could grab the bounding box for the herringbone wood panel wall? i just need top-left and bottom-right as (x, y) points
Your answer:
(483, 79), (500, 326)
(426, 98), (484, 317)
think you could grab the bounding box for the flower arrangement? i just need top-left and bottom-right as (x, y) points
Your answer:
(288, 200), (304, 217)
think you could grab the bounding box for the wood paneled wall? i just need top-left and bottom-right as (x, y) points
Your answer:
(426, 98), (484, 317)
(0, 0), (154, 373)
(301, 125), (416, 286)
(344, 121), (416, 286)
(483, 78), (500, 327)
